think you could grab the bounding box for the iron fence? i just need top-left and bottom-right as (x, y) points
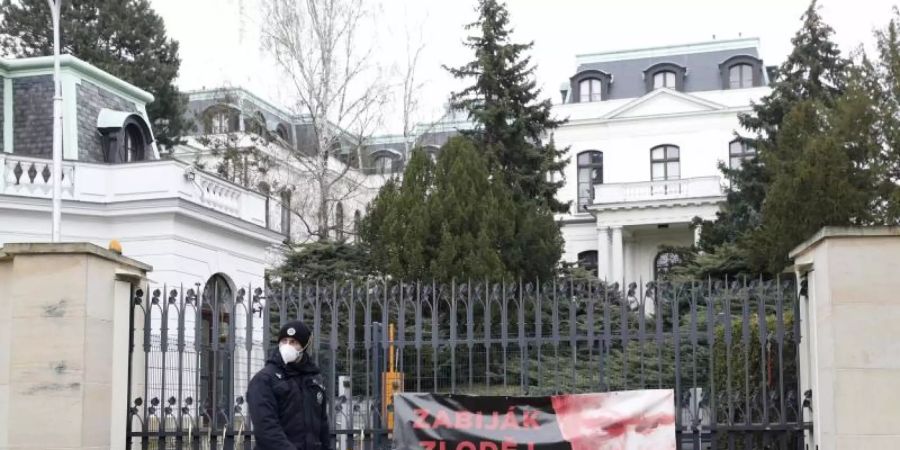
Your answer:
(127, 277), (811, 449)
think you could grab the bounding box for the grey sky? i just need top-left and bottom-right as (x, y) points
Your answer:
(149, 0), (899, 133)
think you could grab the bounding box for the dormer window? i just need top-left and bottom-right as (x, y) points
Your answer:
(719, 55), (763, 89)
(97, 109), (154, 164)
(643, 63), (686, 93)
(579, 79), (602, 102)
(729, 64), (754, 89)
(653, 71), (676, 90)
(569, 69), (612, 103)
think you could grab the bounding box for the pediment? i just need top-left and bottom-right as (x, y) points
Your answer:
(605, 89), (726, 119)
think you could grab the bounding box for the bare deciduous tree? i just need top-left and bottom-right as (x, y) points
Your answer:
(261, 0), (388, 241)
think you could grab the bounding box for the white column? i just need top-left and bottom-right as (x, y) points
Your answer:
(611, 226), (624, 285)
(3, 78), (12, 153)
(597, 226), (611, 282)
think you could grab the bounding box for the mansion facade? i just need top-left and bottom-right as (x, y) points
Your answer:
(0, 38), (770, 289)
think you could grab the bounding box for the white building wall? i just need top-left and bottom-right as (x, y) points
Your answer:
(553, 87), (769, 282)
(554, 103), (760, 215)
(560, 221), (596, 262)
(0, 207), (277, 289)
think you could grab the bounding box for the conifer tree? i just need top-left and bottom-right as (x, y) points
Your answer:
(361, 138), (556, 281)
(428, 138), (509, 281)
(696, 0), (850, 272)
(873, 8), (900, 222)
(446, 0), (568, 213)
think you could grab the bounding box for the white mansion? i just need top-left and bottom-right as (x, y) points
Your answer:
(0, 38), (769, 289)
(553, 38), (769, 286)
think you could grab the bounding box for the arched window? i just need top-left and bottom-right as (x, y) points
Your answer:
(579, 78), (602, 102)
(123, 123), (146, 162)
(654, 251), (682, 280)
(100, 114), (152, 164)
(653, 71), (676, 90)
(577, 151), (603, 210)
(577, 250), (599, 275)
(281, 190), (292, 239)
(719, 55), (762, 89)
(374, 155), (394, 175)
(199, 274), (234, 428)
(729, 138), (756, 169)
(644, 62), (686, 93)
(570, 69), (611, 103)
(650, 145), (680, 181)
(335, 202), (345, 240)
(729, 64), (754, 89)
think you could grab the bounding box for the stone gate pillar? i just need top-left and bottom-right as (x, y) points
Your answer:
(790, 227), (900, 450)
(0, 243), (150, 450)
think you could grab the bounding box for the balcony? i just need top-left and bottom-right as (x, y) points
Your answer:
(592, 176), (723, 207)
(0, 154), (282, 234)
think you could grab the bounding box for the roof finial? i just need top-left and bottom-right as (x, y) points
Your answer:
(712, 34), (716, 40)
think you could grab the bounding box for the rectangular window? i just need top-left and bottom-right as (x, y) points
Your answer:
(579, 79), (602, 103)
(653, 71), (676, 89)
(590, 79), (602, 102)
(577, 151), (603, 209)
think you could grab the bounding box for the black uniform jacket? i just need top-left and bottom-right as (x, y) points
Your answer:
(247, 350), (330, 450)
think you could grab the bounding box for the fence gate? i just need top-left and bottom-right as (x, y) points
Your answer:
(126, 277), (812, 449)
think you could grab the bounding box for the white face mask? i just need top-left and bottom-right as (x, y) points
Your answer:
(279, 344), (301, 364)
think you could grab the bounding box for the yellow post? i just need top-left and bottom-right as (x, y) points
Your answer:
(389, 323), (395, 371)
(383, 323), (403, 432)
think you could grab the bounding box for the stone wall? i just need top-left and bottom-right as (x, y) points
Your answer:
(12, 76), (53, 158)
(77, 81), (138, 163)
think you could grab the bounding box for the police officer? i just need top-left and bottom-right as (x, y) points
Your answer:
(248, 320), (331, 450)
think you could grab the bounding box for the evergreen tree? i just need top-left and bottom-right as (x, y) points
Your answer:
(0, 0), (190, 149)
(696, 0), (850, 272)
(359, 178), (399, 275)
(277, 241), (370, 283)
(371, 150), (435, 280)
(363, 138), (542, 281)
(498, 197), (563, 281)
(428, 138), (509, 281)
(446, 0), (568, 213)
(746, 94), (881, 272)
(873, 8), (900, 222)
